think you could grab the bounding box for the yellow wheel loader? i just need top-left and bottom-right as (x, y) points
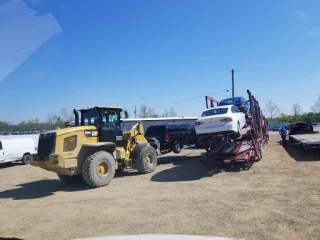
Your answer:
(30, 106), (158, 188)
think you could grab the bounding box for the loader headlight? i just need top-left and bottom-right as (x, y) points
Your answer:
(63, 136), (77, 152)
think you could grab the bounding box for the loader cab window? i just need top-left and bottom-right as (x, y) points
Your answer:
(81, 109), (99, 126)
(101, 109), (121, 130)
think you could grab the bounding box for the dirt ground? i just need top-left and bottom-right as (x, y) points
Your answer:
(0, 134), (319, 240)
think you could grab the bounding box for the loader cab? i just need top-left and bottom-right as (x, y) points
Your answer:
(77, 106), (127, 147)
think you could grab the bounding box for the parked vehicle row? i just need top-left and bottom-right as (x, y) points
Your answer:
(0, 129), (48, 135)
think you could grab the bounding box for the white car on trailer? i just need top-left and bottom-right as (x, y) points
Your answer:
(195, 105), (247, 136)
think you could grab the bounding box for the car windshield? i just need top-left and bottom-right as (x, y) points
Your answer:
(219, 98), (242, 106)
(201, 108), (228, 117)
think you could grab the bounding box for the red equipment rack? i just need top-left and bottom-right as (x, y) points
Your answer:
(205, 96), (220, 109)
(200, 90), (269, 166)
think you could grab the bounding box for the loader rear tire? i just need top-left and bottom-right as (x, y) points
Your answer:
(135, 145), (157, 174)
(82, 151), (115, 188)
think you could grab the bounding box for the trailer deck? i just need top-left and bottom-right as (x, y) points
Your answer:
(290, 133), (320, 144)
(289, 132), (320, 153)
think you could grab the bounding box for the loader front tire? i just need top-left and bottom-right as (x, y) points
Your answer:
(82, 151), (115, 188)
(135, 145), (157, 174)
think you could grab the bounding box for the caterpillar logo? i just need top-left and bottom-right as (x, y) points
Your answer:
(84, 130), (99, 137)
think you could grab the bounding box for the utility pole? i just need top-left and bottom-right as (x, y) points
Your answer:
(231, 69), (235, 98)
(134, 106), (136, 119)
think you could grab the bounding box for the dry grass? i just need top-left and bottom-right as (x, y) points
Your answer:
(0, 135), (319, 240)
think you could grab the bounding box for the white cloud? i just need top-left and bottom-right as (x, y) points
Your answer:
(293, 10), (309, 24)
(0, 0), (62, 83)
(306, 27), (320, 37)
(293, 9), (319, 37)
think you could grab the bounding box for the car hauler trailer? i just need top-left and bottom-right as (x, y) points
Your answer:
(199, 90), (269, 167)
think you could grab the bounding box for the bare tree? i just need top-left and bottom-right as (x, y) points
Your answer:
(47, 113), (57, 126)
(161, 109), (170, 117)
(311, 94), (320, 113)
(138, 105), (148, 118)
(138, 105), (159, 118)
(161, 107), (177, 117)
(169, 107), (177, 117)
(61, 108), (74, 122)
(291, 103), (302, 117)
(264, 100), (281, 119)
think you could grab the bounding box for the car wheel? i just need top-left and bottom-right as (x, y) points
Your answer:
(196, 141), (202, 148)
(22, 154), (30, 165)
(173, 142), (181, 153)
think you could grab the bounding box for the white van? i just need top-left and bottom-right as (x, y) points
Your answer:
(0, 138), (37, 165)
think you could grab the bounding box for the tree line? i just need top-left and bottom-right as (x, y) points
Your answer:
(0, 106), (178, 132)
(4, 94), (318, 132)
(0, 108), (75, 132)
(264, 95), (320, 123)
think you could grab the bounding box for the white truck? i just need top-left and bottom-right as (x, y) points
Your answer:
(0, 137), (38, 165)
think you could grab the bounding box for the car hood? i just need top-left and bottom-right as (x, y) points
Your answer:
(75, 234), (244, 240)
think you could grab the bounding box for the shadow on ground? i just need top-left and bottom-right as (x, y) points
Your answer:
(151, 153), (252, 183)
(280, 141), (320, 161)
(0, 179), (90, 200)
(0, 237), (23, 240)
(115, 170), (141, 178)
(0, 162), (24, 169)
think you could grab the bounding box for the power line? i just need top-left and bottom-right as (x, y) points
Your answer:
(153, 89), (230, 109)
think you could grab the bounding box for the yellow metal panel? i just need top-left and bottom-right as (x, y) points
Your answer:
(63, 158), (77, 168)
(56, 125), (96, 136)
(135, 135), (148, 144)
(55, 126), (98, 160)
(113, 147), (125, 160)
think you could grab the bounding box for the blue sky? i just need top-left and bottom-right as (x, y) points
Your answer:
(0, 0), (319, 123)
